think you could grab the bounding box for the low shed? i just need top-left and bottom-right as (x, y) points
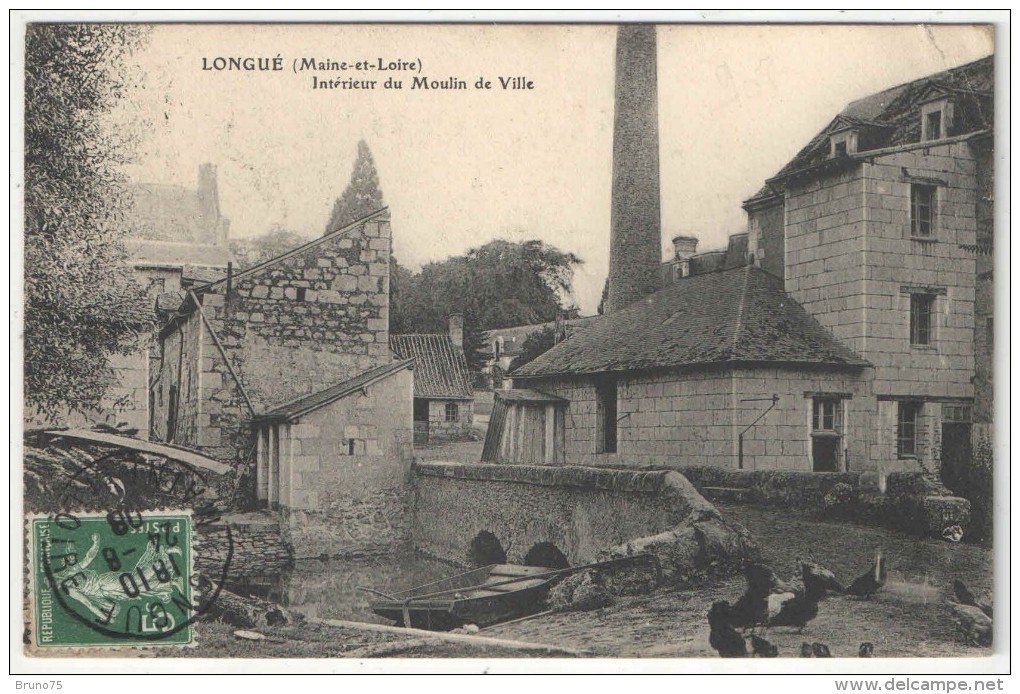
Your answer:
(481, 389), (568, 465)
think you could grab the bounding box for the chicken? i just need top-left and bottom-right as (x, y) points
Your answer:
(800, 560), (844, 597)
(812, 642), (832, 657)
(728, 561), (778, 628)
(767, 591), (819, 632)
(858, 642), (874, 658)
(949, 602), (993, 647)
(707, 600), (747, 658)
(750, 634), (778, 658)
(800, 642), (814, 657)
(953, 580), (992, 618)
(847, 552), (887, 598)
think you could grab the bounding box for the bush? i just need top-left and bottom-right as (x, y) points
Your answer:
(938, 431), (994, 543)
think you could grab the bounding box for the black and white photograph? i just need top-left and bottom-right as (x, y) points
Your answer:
(11, 11), (1008, 679)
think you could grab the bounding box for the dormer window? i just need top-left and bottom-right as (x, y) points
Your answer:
(829, 129), (858, 158)
(921, 98), (953, 142)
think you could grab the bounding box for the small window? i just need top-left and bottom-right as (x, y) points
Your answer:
(910, 184), (936, 237)
(910, 294), (936, 346)
(897, 402), (922, 458)
(986, 317), (993, 350)
(296, 287), (306, 302)
(166, 385), (179, 443)
(444, 402), (459, 422)
(925, 111), (942, 141)
(348, 439), (356, 456)
(812, 398), (842, 433)
(833, 140), (848, 157)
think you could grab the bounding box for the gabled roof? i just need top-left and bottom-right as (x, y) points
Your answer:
(254, 360), (412, 423)
(389, 334), (473, 400)
(512, 265), (868, 379)
(744, 55), (993, 204)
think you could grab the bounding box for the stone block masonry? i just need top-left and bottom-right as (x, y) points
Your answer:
(152, 215), (395, 464)
(411, 461), (757, 582)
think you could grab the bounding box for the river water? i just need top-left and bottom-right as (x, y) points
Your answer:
(225, 552), (461, 624)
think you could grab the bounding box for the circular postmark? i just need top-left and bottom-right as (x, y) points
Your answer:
(29, 442), (233, 648)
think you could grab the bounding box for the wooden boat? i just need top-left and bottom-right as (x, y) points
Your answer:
(369, 564), (557, 631)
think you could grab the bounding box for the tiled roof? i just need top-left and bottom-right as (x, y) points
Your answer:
(745, 55), (993, 204)
(126, 239), (232, 268)
(389, 334), (473, 400)
(512, 265), (868, 379)
(254, 360), (412, 423)
(484, 316), (601, 357)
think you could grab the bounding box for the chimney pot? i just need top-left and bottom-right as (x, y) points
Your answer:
(448, 313), (464, 349)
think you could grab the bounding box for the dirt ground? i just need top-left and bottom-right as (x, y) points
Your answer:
(163, 500), (992, 660)
(485, 502), (993, 658)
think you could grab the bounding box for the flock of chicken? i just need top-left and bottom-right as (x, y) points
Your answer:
(707, 554), (992, 658)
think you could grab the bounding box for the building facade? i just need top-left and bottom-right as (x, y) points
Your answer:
(150, 209), (414, 552)
(390, 316), (475, 444)
(506, 55), (992, 478)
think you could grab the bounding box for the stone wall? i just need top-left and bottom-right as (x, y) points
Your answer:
(521, 366), (871, 471)
(281, 365), (414, 558)
(412, 461), (738, 565)
(784, 145), (976, 401)
(425, 399), (474, 442)
(195, 514), (294, 581)
(152, 215), (394, 464)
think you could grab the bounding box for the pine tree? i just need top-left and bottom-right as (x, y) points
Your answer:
(324, 140), (385, 234)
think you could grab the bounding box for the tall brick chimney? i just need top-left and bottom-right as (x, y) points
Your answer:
(606, 24), (662, 314)
(448, 313), (464, 349)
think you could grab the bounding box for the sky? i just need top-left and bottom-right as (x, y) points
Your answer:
(113, 22), (994, 315)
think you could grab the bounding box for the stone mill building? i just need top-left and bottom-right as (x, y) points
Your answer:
(508, 36), (994, 479)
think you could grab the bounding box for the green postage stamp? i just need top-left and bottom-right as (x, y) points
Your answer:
(29, 510), (196, 648)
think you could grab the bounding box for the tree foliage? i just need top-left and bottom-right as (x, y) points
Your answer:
(509, 326), (557, 372)
(229, 224), (310, 270)
(24, 24), (150, 418)
(391, 239), (582, 373)
(324, 140), (385, 234)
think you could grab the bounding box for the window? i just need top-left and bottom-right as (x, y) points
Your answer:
(910, 184), (936, 237)
(812, 399), (842, 433)
(829, 129), (857, 158)
(925, 111), (942, 140)
(811, 398), (843, 472)
(986, 317), (993, 350)
(595, 378), (618, 454)
(910, 293), (935, 346)
(897, 402), (922, 458)
(445, 402), (459, 422)
(296, 287), (306, 302)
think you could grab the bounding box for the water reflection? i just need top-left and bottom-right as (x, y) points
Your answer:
(226, 552), (462, 623)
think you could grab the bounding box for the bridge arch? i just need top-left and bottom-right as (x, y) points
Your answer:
(468, 530), (507, 566)
(523, 542), (569, 569)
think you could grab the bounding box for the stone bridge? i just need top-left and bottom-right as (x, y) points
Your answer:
(411, 461), (756, 576)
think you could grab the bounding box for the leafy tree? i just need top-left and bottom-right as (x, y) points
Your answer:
(230, 224), (310, 270)
(389, 239), (581, 378)
(24, 24), (150, 418)
(509, 326), (557, 371)
(324, 140), (385, 234)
